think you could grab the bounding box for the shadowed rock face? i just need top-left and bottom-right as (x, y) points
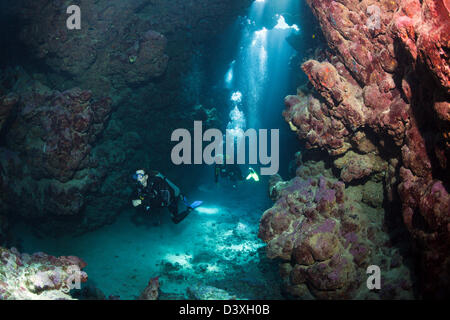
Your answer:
(16, 0), (253, 97)
(0, 68), (111, 220)
(261, 0), (449, 299)
(139, 277), (160, 300)
(0, 215), (9, 246)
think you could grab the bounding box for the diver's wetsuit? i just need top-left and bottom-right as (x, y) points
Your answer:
(134, 173), (191, 224)
(214, 163), (244, 183)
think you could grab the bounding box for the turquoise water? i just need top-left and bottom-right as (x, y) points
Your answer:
(16, 180), (282, 299)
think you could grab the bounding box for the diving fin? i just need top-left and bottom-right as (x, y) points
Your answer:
(189, 201), (203, 209)
(182, 196), (203, 209)
(246, 167), (260, 182)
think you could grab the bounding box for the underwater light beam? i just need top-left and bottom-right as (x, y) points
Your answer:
(274, 15), (299, 32)
(231, 91), (243, 103)
(224, 60), (235, 88)
(227, 105), (246, 140)
(196, 207), (220, 215)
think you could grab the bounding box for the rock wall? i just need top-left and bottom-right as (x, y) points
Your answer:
(260, 0), (449, 299)
(0, 67), (112, 231)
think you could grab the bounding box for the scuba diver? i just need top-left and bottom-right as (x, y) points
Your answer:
(214, 162), (244, 187)
(131, 169), (202, 224)
(214, 155), (259, 188)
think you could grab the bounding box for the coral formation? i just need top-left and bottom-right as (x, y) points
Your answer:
(0, 247), (87, 300)
(0, 215), (9, 246)
(268, 0), (449, 298)
(139, 277), (160, 300)
(0, 68), (111, 229)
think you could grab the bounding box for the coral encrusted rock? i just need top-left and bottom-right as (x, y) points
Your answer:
(0, 247), (88, 300)
(0, 68), (111, 222)
(277, 0), (449, 298)
(16, 0), (253, 97)
(259, 162), (413, 300)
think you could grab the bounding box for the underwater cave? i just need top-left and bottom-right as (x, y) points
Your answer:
(0, 0), (449, 303)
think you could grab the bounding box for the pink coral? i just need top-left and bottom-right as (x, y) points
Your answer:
(277, 0), (450, 298)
